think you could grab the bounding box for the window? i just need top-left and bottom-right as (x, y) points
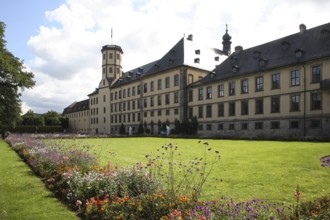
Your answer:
(310, 119), (322, 128)
(255, 98), (263, 114)
(291, 69), (300, 86)
(229, 102), (235, 116)
(119, 90), (122, 99)
(110, 93), (113, 101)
(103, 107), (106, 113)
(206, 105), (212, 118)
(143, 98), (147, 108)
(271, 96), (280, 113)
(255, 122), (263, 130)
(144, 83), (147, 93)
(188, 90), (193, 102)
(150, 96), (154, 107)
(132, 100), (135, 110)
(218, 103), (224, 117)
(241, 79), (248, 94)
(206, 86), (212, 99)
(311, 92), (322, 110)
(290, 121), (299, 129)
(241, 123), (248, 130)
(188, 107), (193, 118)
(109, 53), (113, 59)
(218, 84), (224, 97)
(271, 121), (280, 129)
(174, 108), (179, 115)
(127, 88), (131, 97)
(127, 101), (130, 110)
(198, 88), (203, 100)
(256, 76), (263, 91)
(136, 99), (141, 109)
(165, 77), (170, 88)
(158, 110), (162, 116)
(174, 75), (179, 86)
(132, 87), (136, 96)
(241, 100), (249, 115)
(158, 95), (162, 106)
(229, 82), (235, 96)
(218, 124), (224, 130)
(102, 67), (106, 74)
(206, 124), (212, 131)
(115, 92), (117, 100)
(174, 92), (179, 103)
(198, 106), (203, 118)
(150, 81), (154, 92)
(311, 65), (321, 83)
(165, 94), (170, 105)
(198, 124), (203, 130)
(150, 111), (154, 117)
(123, 102), (126, 111)
(166, 109), (170, 115)
(103, 95), (106, 102)
(137, 85), (141, 95)
(229, 124), (235, 130)
(158, 79), (162, 90)
(271, 73), (280, 89)
(290, 94), (300, 111)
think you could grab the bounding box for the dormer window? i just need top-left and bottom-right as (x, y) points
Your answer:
(169, 59), (174, 64)
(209, 71), (216, 78)
(194, 58), (200, 63)
(295, 49), (304, 58)
(259, 58), (268, 67)
(215, 56), (219, 61)
(232, 65), (240, 73)
(154, 64), (160, 69)
(195, 49), (200, 55)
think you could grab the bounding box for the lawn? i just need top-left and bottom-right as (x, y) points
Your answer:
(49, 137), (330, 204)
(0, 140), (78, 220)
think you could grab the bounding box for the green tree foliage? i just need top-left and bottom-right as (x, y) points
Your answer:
(119, 123), (126, 135)
(21, 110), (44, 126)
(43, 110), (61, 126)
(0, 22), (35, 127)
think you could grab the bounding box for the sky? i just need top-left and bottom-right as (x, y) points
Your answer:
(1, 0), (330, 114)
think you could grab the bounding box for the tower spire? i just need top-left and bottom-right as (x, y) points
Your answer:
(222, 24), (232, 56)
(111, 28), (113, 45)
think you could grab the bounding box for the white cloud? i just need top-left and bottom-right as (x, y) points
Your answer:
(22, 0), (330, 113)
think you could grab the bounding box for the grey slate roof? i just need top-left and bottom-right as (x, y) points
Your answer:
(196, 22), (330, 85)
(63, 99), (89, 115)
(111, 38), (185, 88)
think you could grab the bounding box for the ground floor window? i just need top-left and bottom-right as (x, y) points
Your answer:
(310, 119), (322, 128)
(271, 121), (280, 129)
(255, 122), (263, 130)
(290, 120), (299, 129)
(241, 123), (248, 130)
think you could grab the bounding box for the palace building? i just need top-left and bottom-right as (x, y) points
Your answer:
(63, 22), (330, 139)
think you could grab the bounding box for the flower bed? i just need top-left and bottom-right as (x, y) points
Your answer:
(5, 134), (329, 219)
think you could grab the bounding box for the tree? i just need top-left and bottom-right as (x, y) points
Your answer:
(43, 111), (61, 126)
(0, 22), (35, 129)
(119, 123), (126, 135)
(21, 109), (44, 126)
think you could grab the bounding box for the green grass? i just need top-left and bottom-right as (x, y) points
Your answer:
(51, 137), (330, 204)
(0, 140), (78, 220)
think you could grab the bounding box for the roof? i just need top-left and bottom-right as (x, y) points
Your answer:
(62, 99), (89, 115)
(196, 22), (330, 85)
(111, 36), (226, 88)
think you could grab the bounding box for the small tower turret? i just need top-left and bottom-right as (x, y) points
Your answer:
(101, 45), (123, 80)
(222, 24), (232, 56)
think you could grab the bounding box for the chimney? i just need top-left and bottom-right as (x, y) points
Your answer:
(235, 46), (243, 53)
(187, 34), (193, 41)
(299, 24), (306, 33)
